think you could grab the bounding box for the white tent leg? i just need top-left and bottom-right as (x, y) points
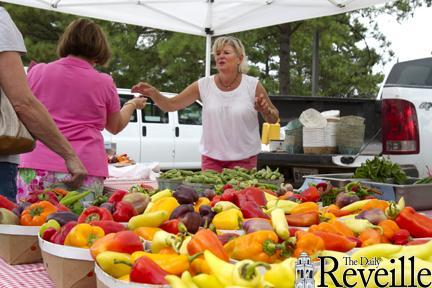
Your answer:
(205, 33), (212, 77)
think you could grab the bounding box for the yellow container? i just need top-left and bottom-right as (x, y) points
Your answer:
(268, 122), (280, 141)
(261, 123), (270, 144)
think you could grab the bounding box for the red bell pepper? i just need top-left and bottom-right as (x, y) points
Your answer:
(90, 220), (126, 234)
(112, 201), (137, 222)
(240, 201), (269, 219)
(285, 211), (319, 227)
(392, 229), (411, 245)
(222, 184), (233, 191)
(242, 187), (267, 206)
(50, 221), (78, 245)
(108, 190), (127, 204)
(220, 188), (237, 202)
(160, 219), (181, 234)
(300, 186), (320, 202)
(395, 207), (432, 238)
(130, 256), (168, 285)
(41, 227), (57, 242)
(90, 230), (143, 259)
(78, 206), (113, 223)
(0, 195), (17, 211)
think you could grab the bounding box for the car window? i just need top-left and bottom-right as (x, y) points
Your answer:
(118, 94), (137, 122)
(178, 102), (202, 125)
(142, 99), (169, 123)
(385, 58), (432, 88)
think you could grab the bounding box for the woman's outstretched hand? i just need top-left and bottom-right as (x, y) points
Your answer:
(131, 82), (158, 99)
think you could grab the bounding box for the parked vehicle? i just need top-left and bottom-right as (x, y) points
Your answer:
(380, 57), (432, 177)
(102, 89), (202, 169)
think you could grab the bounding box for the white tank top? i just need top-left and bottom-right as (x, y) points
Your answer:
(198, 74), (261, 161)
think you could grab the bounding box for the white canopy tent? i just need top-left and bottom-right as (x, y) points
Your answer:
(3, 0), (391, 76)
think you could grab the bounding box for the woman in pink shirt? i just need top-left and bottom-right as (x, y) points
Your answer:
(17, 18), (146, 202)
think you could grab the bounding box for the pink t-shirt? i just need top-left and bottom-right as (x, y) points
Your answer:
(20, 56), (120, 177)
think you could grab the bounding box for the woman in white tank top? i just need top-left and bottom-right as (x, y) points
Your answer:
(132, 36), (279, 172)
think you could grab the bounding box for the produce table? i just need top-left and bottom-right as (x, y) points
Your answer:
(0, 258), (54, 288)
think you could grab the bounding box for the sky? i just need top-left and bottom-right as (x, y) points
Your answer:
(371, 6), (432, 75)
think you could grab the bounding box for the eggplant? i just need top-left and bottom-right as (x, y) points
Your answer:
(242, 218), (273, 234)
(170, 204), (195, 220)
(198, 205), (216, 228)
(122, 192), (150, 214)
(173, 185), (199, 204)
(179, 211), (202, 234)
(47, 211), (79, 226)
(355, 208), (386, 225)
(198, 205), (213, 216)
(335, 192), (360, 208)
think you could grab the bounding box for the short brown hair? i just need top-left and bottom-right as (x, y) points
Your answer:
(57, 18), (111, 66)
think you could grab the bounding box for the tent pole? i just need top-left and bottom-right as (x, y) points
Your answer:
(205, 33), (212, 77)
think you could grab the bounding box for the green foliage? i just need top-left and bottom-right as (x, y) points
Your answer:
(3, 0), (430, 97)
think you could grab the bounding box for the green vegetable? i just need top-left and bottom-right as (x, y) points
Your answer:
(353, 156), (407, 184)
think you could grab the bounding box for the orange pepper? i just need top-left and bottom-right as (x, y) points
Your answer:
(290, 202), (319, 215)
(378, 219), (400, 241)
(20, 201), (57, 226)
(328, 219), (355, 238)
(361, 199), (389, 212)
(159, 247), (177, 254)
(324, 204), (351, 217)
(134, 227), (161, 241)
(311, 231), (357, 252)
(224, 230), (284, 263)
(293, 231), (325, 259)
(358, 228), (382, 247)
(189, 257), (211, 276)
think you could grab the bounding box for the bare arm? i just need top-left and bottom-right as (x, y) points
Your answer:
(131, 81), (200, 112)
(254, 82), (279, 124)
(105, 96), (147, 134)
(0, 51), (87, 188)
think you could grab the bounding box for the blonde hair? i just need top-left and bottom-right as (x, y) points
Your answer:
(57, 18), (111, 66)
(212, 36), (249, 73)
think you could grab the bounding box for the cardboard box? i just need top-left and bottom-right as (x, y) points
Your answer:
(95, 264), (169, 288)
(39, 236), (96, 288)
(0, 225), (42, 265)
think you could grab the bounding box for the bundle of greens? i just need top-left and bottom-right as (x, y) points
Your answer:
(353, 156), (407, 184)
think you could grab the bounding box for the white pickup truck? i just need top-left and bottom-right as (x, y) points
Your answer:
(380, 57), (432, 177)
(102, 89), (202, 169)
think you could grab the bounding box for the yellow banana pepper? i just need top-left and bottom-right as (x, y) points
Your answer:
(212, 208), (243, 230)
(133, 227), (161, 241)
(148, 196), (179, 217)
(340, 199), (372, 212)
(192, 274), (224, 288)
(127, 210), (169, 230)
(266, 199), (298, 214)
(165, 275), (189, 288)
(232, 259), (270, 287)
(64, 223), (105, 248)
(151, 189), (172, 202)
(131, 251), (200, 275)
(151, 230), (181, 253)
(213, 201), (240, 213)
(351, 243), (402, 262)
(264, 192), (278, 202)
(204, 250), (235, 286)
(271, 208), (290, 240)
(263, 257), (296, 288)
(391, 240), (432, 260)
(181, 271), (199, 288)
(96, 251), (132, 279)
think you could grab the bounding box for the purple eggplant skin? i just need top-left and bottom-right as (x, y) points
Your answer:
(47, 211), (79, 226)
(218, 233), (240, 245)
(201, 189), (216, 200)
(100, 202), (114, 214)
(200, 213), (216, 228)
(170, 204), (195, 220)
(179, 211), (202, 234)
(12, 202), (30, 217)
(355, 208), (387, 225)
(173, 185), (199, 204)
(198, 205), (213, 216)
(243, 219), (273, 234)
(335, 192), (360, 208)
